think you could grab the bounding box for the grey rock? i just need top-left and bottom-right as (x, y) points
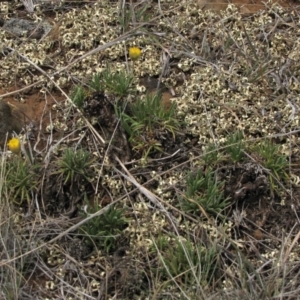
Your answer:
(2, 18), (52, 39)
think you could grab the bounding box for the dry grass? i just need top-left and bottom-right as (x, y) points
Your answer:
(1, 0), (300, 299)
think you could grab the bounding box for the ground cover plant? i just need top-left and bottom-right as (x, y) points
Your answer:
(1, 0), (300, 299)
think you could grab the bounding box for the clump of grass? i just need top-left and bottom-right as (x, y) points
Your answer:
(71, 67), (133, 109)
(255, 139), (288, 189)
(3, 157), (39, 206)
(156, 237), (219, 288)
(203, 142), (221, 166)
(70, 85), (86, 109)
(89, 72), (104, 93)
(56, 148), (95, 186)
(79, 204), (128, 253)
(182, 168), (230, 216)
(102, 67), (133, 97)
(225, 130), (245, 163)
(120, 93), (180, 159)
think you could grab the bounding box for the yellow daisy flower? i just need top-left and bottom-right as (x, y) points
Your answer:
(129, 47), (141, 61)
(7, 137), (21, 154)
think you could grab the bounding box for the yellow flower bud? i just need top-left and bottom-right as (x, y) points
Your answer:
(7, 137), (21, 154)
(129, 47), (141, 61)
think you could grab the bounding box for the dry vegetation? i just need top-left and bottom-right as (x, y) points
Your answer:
(1, 0), (300, 299)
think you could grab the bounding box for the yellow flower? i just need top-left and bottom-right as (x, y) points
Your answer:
(129, 47), (141, 61)
(7, 137), (21, 154)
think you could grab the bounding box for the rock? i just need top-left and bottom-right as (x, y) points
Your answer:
(0, 101), (22, 147)
(1, 18), (52, 39)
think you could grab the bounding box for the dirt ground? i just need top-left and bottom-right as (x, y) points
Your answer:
(0, 0), (300, 299)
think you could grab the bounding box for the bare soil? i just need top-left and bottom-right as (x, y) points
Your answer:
(1, 0), (300, 299)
